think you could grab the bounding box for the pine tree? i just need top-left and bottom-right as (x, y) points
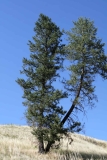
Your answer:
(16, 14), (67, 153)
(61, 18), (107, 125)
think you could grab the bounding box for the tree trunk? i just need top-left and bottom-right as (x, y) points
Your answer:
(45, 141), (53, 153)
(61, 67), (84, 125)
(38, 140), (45, 153)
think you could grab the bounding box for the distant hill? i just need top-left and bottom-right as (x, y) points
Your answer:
(0, 125), (107, 160)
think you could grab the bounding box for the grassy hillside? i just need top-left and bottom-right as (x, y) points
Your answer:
(0, 125), (107, 160)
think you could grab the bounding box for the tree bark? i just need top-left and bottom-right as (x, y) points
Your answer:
(38, 139), (45, 153)
(45, 141), (54, 153)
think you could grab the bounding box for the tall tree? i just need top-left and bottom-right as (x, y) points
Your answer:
(61, 18), (107, 126)
(16, 14), (67, 153)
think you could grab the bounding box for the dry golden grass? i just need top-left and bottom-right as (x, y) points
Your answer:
(0, 124), (107, 160)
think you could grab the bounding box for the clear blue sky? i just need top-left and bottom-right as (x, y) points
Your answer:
(0, 0), (107, 141)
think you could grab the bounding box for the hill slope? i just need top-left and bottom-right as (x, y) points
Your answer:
(0, 125), (107, 160)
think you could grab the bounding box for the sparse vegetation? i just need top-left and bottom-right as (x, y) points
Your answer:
(0, 125), (107, 160)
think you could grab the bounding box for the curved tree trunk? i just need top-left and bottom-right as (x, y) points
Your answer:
(61, 67), (84, 125)
(45, 141), (54, 153)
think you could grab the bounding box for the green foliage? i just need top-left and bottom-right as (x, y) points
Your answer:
(16, 15), (107, 153)
(61, 18), (107, 125)
(67, 17), (107, 104)
(16, 14), (68, 153)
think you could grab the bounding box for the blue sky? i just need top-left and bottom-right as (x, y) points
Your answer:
(0, 0), (107, 141)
